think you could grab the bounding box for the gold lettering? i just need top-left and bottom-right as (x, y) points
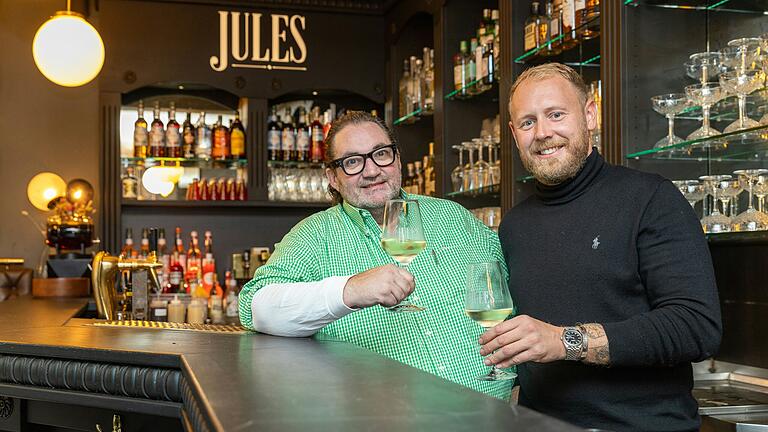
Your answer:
(271, 14), (290, 63)
(289, 15), (307, 63)
(231, 12), (250, 62)
(210, 11), (229, 72)
(250, 13), (270, 62)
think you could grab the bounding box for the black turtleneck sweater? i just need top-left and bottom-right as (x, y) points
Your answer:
(498, 151), (722, 432)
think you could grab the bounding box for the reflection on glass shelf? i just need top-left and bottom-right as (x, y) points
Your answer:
(445, 79), (498, 101)
(516, 175), (535, 184)
(514, 14), (600, 64)
(393, 108), (433, 126)
(624, 0), (767, 14)
(267, 160), (324, 168)
(626, 124), (768, 161)
(122, 156), (247, 166)
(445, 184), (500, 198)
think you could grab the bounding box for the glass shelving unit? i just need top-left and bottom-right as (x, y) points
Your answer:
(623, 0), (767, 13)
(445, 79), (499, 101)
(626, 124), (768, 161)
(513, 13), (601, 64)
(393, 108), (433, 126)
(121, 156), (247, 167)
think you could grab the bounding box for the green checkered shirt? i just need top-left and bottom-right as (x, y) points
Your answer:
(239, 193), (513, 400)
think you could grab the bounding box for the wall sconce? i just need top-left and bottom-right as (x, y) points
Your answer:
(32, 0), (105, 87)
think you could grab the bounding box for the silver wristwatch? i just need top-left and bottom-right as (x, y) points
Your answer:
(561, 326), (588, 361)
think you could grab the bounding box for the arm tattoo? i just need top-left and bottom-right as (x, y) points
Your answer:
(582, 323), (610, 366)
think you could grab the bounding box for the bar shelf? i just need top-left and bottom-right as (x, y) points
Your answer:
(121, 156), (247, 168)
(513, 14), (600, 65)
(624, 0), (767, 14)
(445, 79), (499, 102)
(626, 124), (768, 161)
(445, 183), (500, 198)
(393, 108), (432, 126)
(121, 199), (330, 209)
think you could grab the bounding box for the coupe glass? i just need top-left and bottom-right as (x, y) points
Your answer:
(753, 172), (768, 213)
(732, 169), (768, 232)
(381, 199), (427, 312)
(719, 69), (765, 133)
(685, 52), (728, 84)
(699, 175), (733, 233)
(722, 38), (763, 73)
(451, 145), (465, 192)
(464, 261), (516, 381)
(651, 93), (689, 149)
(761, 55), (768, 125)
(685, 83), (724, 141)
(716, 176), (743, 218)
(672, 180), (706, 216)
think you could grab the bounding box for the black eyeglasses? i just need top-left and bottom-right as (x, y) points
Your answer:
(328, 144), (399, 176)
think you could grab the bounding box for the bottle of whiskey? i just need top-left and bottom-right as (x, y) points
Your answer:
(310, 106), (324, 163)
(212, 115), (229, 160)
(230, 111), (246, 160)
(525, 2), (541, 52)
(149, 102), (165, 158)
(295, 107), (310, 162)
(165, 102), (181, 158)
(538, 1), (550, 54)
(550, 0), (564, 53)
(281, 108), (296, 162)
(121, 228), (135, 258)
(561, 0), (577, 50)
(133, 100), (148, 158)
(182, 111), (196, 159)
(267, 107), (282, 161)
(195, 112), (212, 160)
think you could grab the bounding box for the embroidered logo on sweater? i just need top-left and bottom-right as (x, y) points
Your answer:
(592, 236), (600, 250)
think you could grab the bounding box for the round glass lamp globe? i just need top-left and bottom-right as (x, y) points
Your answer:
(32, 12), (105, 87)
(142, 166), (176, 197)
(27, 172), (66, 211)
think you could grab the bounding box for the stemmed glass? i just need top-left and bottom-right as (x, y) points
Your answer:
(685, 83), (724, 141)
(464, 261), (516, 382)
(381, 199), (427, 312)
(719, 69), (765, 133)
(722, 38), (763, 73)
(485, 136), (501, 186)
(760, 55), (768, 125)
(732, 169), (768, 232)
(451, 145), (465, 192)
(717, 176), (743, 218)
(685, 52), (728, 84)
(699, 175), (733, 233)
(472, 138), (490, 190)
(753, 172), (768, 213)
(463, 141), (476, 192)
(672, 180), (706, 216)
(651, 93), (689, 149)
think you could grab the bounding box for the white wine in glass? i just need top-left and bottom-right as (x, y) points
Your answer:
(464, 261), (516, 381)
(381, 199), (427, 312)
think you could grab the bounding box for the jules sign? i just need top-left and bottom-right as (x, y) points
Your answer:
(210, 11), (308, 72)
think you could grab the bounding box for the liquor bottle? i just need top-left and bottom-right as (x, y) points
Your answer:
(398, 59), (410, 118)
(165, 102), (182, 158)
(186, 230), (202, 284)
(310, 107), (324, 163)
(208, 274), (224, 324)
(426, 142), (436, 196)
(157, 228), (167, 257)
(475, 34), (491, 92)
(295, 107), (310, 162)
(525, 2), (541, 52)
(281, 108), (296, 162)
(468, 38), (479, 94)
(174, 226), (187, 273)
(550, 0), (563, 53)
(491, 9), (500, 70)
(139, 228), (150, 259)
(561, 0), (577, 50)
(224, 270), (239, 318)
(411, 57), (424, 113)
(267, 107), (281, 161)
(122, 166), (138, 199)
(212, 115), (230, 160)
(322, 110), (332, 139)
(422, 48), (434, 114)
(543, 1), (561, 56)
(121, 228), (135, 258)
(230, 111), (246, 160)
(405, 163), (416, 194)
(195, 112), (212, 160)
(149, 102), (165, 157)
(414, 160), (424, 195)
(168, 250), (184, 293)
(182, 111), (196, 159)
(484, 41), (495, 86)
(581, 0), (599, 40)
(133, 100), (148, 158)
(453, 41), (470, 97)
(538, 1), (550, 54)
(202, 231), (215, 295)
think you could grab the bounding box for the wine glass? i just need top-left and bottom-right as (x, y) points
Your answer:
(699, 175), (733, 233)
(472, 138), (490, 190)
(651, 93), (689, 149)
(732, 169), (768, 232)
(451, 145), (465, 192)
(672, 180), (706, 216)
(685, 83), (724, 141)
(719, 69), (765, 133)
(464, 261), (516, 382)
(381, 199), (427, 312)
(463, 141), (476, 192)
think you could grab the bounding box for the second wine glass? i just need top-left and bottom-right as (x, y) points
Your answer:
(381, 199), (427, 312)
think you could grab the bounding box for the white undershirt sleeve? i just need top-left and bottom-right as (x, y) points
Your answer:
(250, 275), (357, 337)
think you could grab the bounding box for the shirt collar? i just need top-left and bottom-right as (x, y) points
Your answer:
(340, 189), (410, 233)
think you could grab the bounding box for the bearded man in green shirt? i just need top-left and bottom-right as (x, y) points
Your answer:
(239, 111), (511, 400)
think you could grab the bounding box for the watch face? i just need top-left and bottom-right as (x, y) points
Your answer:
(564, 329), (583, 346)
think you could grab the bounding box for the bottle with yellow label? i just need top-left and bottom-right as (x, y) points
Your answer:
(230, 111), (246, 159)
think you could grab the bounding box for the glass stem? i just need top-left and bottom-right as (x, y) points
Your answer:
(712, 187), (720, 215)
(748, 180), (755, 211)
(702, 105), (711, 132)
(667, 114), (675, 141)
(738, 95), (747, 129)
(759, 196), (765, 213)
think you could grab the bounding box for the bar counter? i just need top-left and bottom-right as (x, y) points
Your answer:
(0, 297), (581, 432)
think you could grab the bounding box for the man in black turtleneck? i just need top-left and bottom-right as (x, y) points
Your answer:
(478, 63), (722, 432)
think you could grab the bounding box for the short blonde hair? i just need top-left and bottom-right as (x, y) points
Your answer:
(508, 63), (589, 117)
